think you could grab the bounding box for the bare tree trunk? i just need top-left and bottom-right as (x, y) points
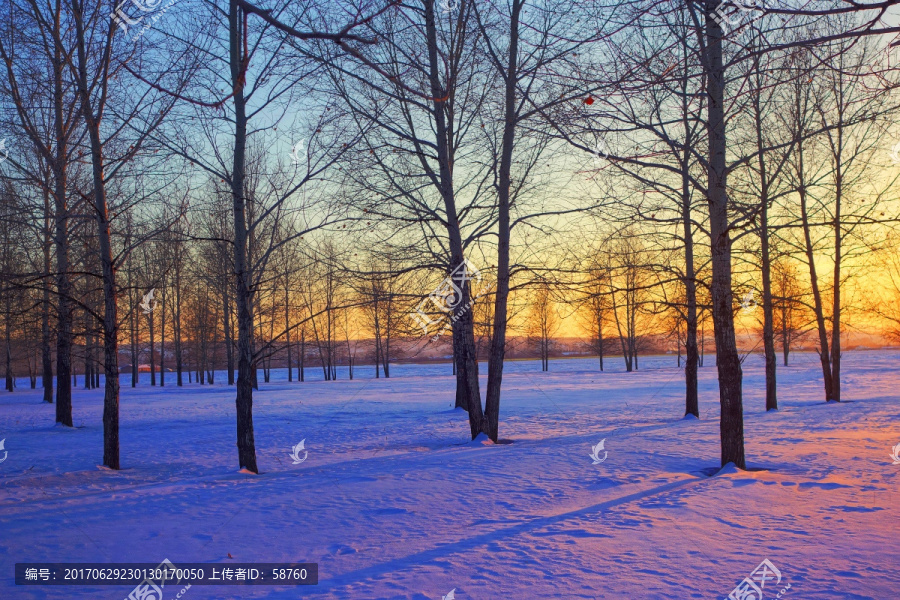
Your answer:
(799, 173), (833, 401)
(831, 163), (843, 403)
(483, 10), (518, 433)
(760, 202), (777, 411)
(127, 240), (138, 387)
(149, 304), (156, 386)
(611, 288), (632, 372)
(264, 311), (274, 383)
(223, 274), (234, 385)
(83, 311), (91, 389)
(682, 160), (699, 418)
(209, 302), (219, 384)
(424, 0), (482, 431)
(84, 128), (120, 467)
(705, 1), (745, 468)
(93, 336), (100, 389)
(596, 307), (604, 371)
(781, 312), (789, 366)
(230, 0), (258, 472)
(41, 187), (53, 402)
(699, 319), (705, 367)
(372, 283), (381, 379)
(72, 0), (121, 468)
(52, 4), (73, 423)
(452, 330), (467, 410)
(285, 280), (292, 382)
(752, 59), (777, 412)
(53, 122), (72, 424)
(4, 295), (12, 392)
(383, 313), (390, 378)
(175, 255), (183, 386)
(160, 283), (166, 386)
(677, 327), (682, 368)
(29, 353), (36, 389)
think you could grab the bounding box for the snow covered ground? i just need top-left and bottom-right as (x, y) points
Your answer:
(1, 351), (898, 599)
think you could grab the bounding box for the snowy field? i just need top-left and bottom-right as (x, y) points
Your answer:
(1, 351), (898, 599)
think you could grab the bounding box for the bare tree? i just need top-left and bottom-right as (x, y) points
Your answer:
(771, 258), (807, 366)
(579, 268), (612, 372)
(0, 0), (82, 416)
(527, 283), (558, 371)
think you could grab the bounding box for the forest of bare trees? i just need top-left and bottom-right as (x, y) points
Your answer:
(2, 0), (900, 473)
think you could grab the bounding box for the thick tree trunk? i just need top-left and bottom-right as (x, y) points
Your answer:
(424, 0), (482, 431)
(230, 0), (258, 473)
(99, 231), (120, 469)
(482, 0), (524, 441)
(451, 290), (483, 438)
(53, 156), (72, 424)
(452, 328), (468, 410)
(51, 19), (73, 424)
(75, 111), (120, 466)
(74, 50), (121, 467)
(706, 1), (745, 468)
